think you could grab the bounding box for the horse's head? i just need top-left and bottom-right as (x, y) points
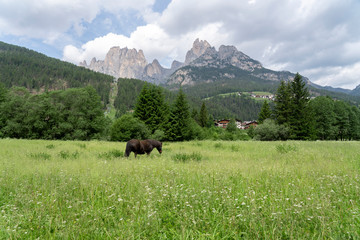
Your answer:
(156, 142), (162, 154)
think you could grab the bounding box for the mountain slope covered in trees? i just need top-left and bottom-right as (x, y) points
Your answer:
(0, 41), (113, 105)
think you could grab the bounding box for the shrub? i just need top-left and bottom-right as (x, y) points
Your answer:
(29, 152), (51, 160)
(254, 119), (289, 141)
(172, 152), (203, 162)
(59, 150), (79, 159)
(98, 149), (124, 159)
(150, 129), (165, 141)
(110, 114), (150, 141)
(276, 143), (298, 154)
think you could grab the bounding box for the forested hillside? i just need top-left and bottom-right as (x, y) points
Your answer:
(166, 65), (360, 106)
(0, 86), (108, 140)
(114, 78), (178, 117)
(0, 41), (113, 105)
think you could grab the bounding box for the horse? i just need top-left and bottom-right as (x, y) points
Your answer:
(124, 139), (162, 158)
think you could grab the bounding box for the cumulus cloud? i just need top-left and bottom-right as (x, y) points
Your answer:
(2, 0), (360, 88)
(303, 62), (360, 89)
(0, 0), (154, 42)
(63, 22), (224, 67)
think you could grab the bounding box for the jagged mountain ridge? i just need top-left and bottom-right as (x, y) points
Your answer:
(80, 46), (181, 84)
(167, 40), (297, 87)
(80, 38), (298, 86)
(79, 38), (360, 97)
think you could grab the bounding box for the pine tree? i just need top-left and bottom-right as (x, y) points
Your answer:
(258, 100), (271, 124)
(134, 84), (168, 133)
(309, 96), (336, 140)
(289, 73), (312, 139)
(274, 80), (291, 125)
(164, 88), (191, 141)
(226, 118), (237, 133)
(199, 102), (208, 127)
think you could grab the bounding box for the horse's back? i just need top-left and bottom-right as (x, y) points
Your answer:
(125, 139), (141, 157)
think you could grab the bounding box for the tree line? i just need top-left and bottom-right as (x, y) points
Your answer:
(0, 82), (249, 141)
(110, 83), (250, 142)
(0, 84), (109, 140)
(0, 41), (113, 106)
(2, 70), (358, 142)
(254, 73), (360, 141)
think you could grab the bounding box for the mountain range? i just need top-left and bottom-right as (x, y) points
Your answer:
(80, 39), (296, 85)
(80, 38), (360, 98)
(2, 39), (360, 120)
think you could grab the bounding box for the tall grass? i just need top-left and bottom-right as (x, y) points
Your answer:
(0, 139), (359, 239)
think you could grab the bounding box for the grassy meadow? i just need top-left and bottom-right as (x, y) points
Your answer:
(0, 139), (359, 239)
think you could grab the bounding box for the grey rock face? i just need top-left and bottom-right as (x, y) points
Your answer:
(80, 46), (182, 84)
(79, 38), (300, 86)
(81, 47), (147, 79)
(184, 38), (211, 65)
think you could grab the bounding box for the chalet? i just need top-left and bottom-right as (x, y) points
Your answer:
(215, 119), (230, 128)
(215, 119), (243, 129)
(240, 120), (258, 129)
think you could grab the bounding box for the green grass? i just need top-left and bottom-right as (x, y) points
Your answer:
(0, 139), (359, 239)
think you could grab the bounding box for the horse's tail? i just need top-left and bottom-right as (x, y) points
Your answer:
(124, 142), (131, 157)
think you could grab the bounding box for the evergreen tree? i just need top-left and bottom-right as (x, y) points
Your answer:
(289, 73), (312, 139)
(349, 106), (360, 140)
(226, 118), (237, 133)
(191, 108), (199, 123)
(199, 102), (209, 127)
(0, 83), (7, 103)
(134, 84), (168, 133)
(134, 83), (151, 122)
(274, 80), (291, 125)
(333, 100), (351, 141)
(164, 88), (191, 141)
(309, 96), (336, 140)
(258, 100), (271, 124)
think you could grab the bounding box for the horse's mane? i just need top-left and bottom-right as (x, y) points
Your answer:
(143, 139), (161, 147)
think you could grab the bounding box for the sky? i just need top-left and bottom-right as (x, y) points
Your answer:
(0, 0), (359, 89)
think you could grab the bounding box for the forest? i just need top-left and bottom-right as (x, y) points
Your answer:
(254, 74), (360, 141)
(2, 41), (360, 141)
(0, 85), (108, 140)
(0, 41), (113, 106)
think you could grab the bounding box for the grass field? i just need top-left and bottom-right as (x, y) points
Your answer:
(1, 139), (359, 239)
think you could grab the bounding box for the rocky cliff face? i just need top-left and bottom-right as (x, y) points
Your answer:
(167, 41), (296, 86)
(80, 47), (148, 79)
(184, 38), (211, 65)
(188, 44), (262, 71)
(80, 38), (299, 86)
(80, 47), (182, 84)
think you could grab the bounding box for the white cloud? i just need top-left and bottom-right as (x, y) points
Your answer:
(63, 22), (225, 67)
(303, 62), (360, 89)
(2, 0), (360, 89)
(0, 0), (154, 42)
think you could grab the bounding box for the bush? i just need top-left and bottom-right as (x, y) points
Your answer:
(98, 149), (124, 159)
(276, 143), (298, 154)
(110, 114), (150, 141)
(172, 152), (203, 163)
(254, 119), (289, 141)
(150, 129), (165, 141)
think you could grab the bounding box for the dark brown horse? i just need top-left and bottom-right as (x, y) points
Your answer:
(124, 139), (162, 158)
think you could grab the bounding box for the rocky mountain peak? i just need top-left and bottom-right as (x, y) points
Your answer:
(184, 38), (211, 65)
(79, 38), (275, 85)
(144, 59), (163, 77)
(218, 45), (238, 59)
(81, 46), (148, 79)
(171, 60), (183, 70)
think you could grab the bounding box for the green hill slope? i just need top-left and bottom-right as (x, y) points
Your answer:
(0, 41), (113, 105)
